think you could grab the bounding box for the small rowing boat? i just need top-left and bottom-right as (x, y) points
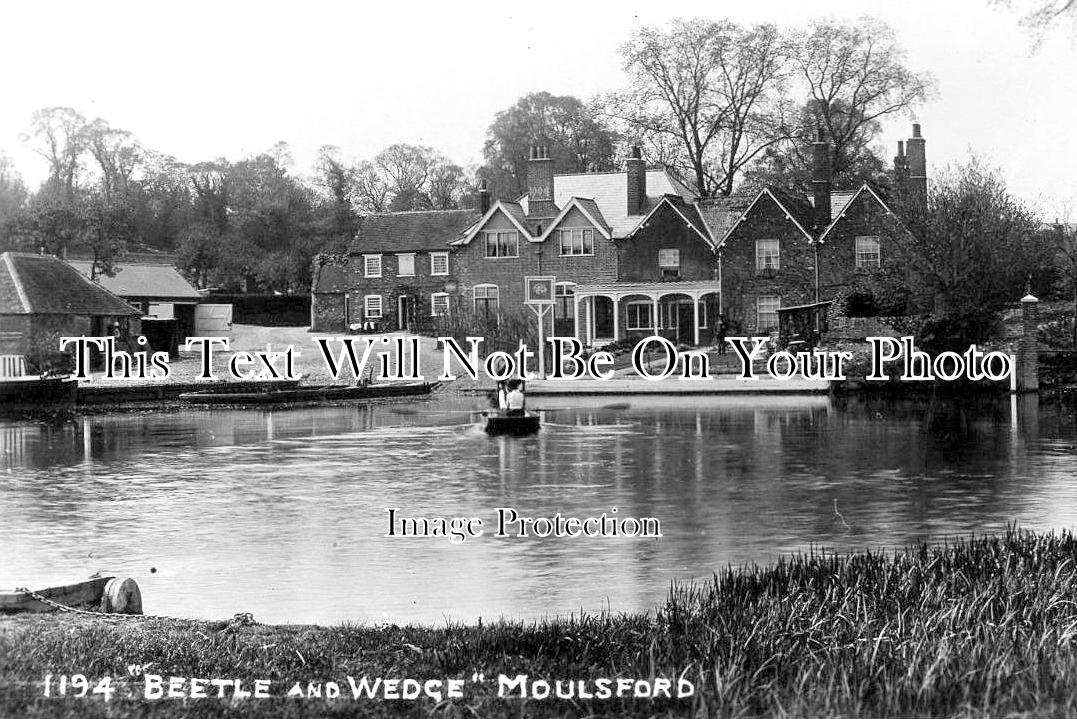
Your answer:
(484, 411), (541, 436)
(0, 576), (142, 615)
(179, 381), (434, 405)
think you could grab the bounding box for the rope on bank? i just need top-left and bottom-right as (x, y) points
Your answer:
(13, 586), (257, 628)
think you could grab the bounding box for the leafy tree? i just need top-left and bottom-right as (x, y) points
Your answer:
(1047, 215), (1077, 347)
(605, 20), (790, 198)
(24, 107), (88, 200)
(481, 92), (618, 199)
(879, 159), (1046, 350)
(313, 145), (360, 251)
(0, 153), (28, 248)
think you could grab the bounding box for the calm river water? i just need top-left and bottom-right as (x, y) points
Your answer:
(2, 394), (1075, 625)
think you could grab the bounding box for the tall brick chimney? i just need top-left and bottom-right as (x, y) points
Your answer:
(811, 127), (831, 232)
(626, 146), (646, 215)
(527, 145), (557, 217)
(906, 124), (927, 207)
(893, 140), (909, 195)
(478, 179), (490, 214)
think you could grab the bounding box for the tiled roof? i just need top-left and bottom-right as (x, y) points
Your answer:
(572, 197), (612, 236)
(698, 195), (755, 239)
(68, 261), (201, 300)
(520, 169), (696, 238)
(349, 209), (481, 254)
(313, 263), (350, 293)
(0, 252), (140, 316)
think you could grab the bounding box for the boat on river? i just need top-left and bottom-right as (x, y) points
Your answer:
(178, 380), (434, 405)
(0, 575), (142, 615)
(484, 411), (541, 436)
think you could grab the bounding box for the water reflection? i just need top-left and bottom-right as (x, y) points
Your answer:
(1, 394), (1073, 625)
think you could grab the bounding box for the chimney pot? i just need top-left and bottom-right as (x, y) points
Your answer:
(631, 145), (642, 159)
(912, 123), (922, 138)
(897, 140), (905, 156)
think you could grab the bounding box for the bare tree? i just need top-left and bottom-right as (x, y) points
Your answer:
(605, 19), (791, 197)
(992, 0), (1077, 42)
(792, 18), (935, 178)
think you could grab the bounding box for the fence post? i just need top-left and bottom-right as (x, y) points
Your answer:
(1016, 293), (1039, 393)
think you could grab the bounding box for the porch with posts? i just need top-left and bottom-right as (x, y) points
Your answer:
(570, 281), (721, 347)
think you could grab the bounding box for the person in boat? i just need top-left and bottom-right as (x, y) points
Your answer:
(505, 379), (526, 416)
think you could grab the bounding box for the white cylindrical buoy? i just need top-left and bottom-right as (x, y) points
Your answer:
(102, 577), (143, 615)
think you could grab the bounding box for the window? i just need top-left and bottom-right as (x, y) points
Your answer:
(365, 295), (383, 318)
(658, 248), (680, 279)
(757, 295), (780, 331)
(474, 284), (499, 318)
(363, 254), (382, 278)
(559, 228), (594, 256)
(855, 236), (881, 268)
(756, 239), (779, 272)
(431, 293), (449, 317)
(626, 301), (654, 330)
(554, 282), (576, 322)
(485, 231), (518, 258)
(431, 252), (449, 276)
(397, 253), (415, 276)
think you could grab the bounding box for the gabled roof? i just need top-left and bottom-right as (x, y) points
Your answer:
(519, 168), (697, 238)
(349, 209), (481, 254)
(624, 195), (713, 247)
(0, 252), (140, 316)
(535, 197), (613, 242)
(68, 261), (202, 300)
(698, 194), (756, 240)
(454, 201), (533, 247)
(817, 183), (898, 243)
(717, 187), (815, 248)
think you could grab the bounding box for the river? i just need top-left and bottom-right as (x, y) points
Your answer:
(2, 394), (1074, 625)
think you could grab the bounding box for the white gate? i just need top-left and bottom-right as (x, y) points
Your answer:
(194, 304), (233, 337)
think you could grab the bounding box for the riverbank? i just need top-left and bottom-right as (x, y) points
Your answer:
(4, 527), (1077, 717)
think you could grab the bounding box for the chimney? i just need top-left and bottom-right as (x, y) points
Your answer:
(906, 123), (927, 207)
(478, 179), (490, 214)
(893, 140), (909, 198)
(811, 127), (831, 232)
(527, 145), (557, 217)
(626, 145), (646, 215)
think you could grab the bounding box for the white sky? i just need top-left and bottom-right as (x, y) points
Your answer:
(2, 0), (1075, 215)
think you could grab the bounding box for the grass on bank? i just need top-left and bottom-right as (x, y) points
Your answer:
(5, 527), (1077, 717)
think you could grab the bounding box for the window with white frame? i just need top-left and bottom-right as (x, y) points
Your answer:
(365, 295), (383, 318)
(363, 254), (382, 278)
(626, 301), (654, 330)
(855, 236), (881, 268)
(559, 228), (594, 256)
(658, 248), (680, 279)
(554, 282), (576, 321)
(430, 252), (449, 276)
(757, 295), (780, 331)
(397, 253), (415, 276)
(431, 293), (449, 317)
(484, 231), (518, 258)
(474, 284), (499, 318)
(756, 239), (779, 271)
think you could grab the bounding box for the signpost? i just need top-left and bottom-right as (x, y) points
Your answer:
(524, 276), (555, 378)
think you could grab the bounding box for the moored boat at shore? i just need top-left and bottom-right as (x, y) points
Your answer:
(178, 380), (434, 405)
(0, 576), (142, 615)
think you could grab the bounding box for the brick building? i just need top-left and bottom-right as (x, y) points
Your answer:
(451, 146), (720, 346)
(316, 124), (928, 347)
(311, 209), (481, 332)
(717, 124), (927, 335)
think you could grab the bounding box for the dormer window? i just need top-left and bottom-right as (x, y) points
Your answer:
(559, 229), (594, 256)
(485, 231), (518, 258)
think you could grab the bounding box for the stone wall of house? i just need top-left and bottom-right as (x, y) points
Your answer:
(312, 294), (346, 332)
(817, 192), (906, 300)
(720, 198), (815, 335)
